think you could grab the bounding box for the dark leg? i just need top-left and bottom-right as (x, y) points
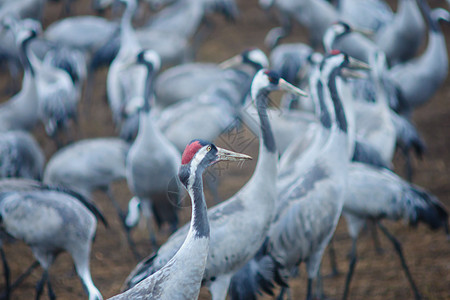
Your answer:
(327, 238), (340, 277)
(368, 220), (384, 254)
(46, 275), (55, 300)
(277, 287), (286, 300)
(105, 186), (141, 261)
(35, 270), (49, 300)
(0, 261), (40, 299)
(0, 248), (10, 300)
(306, 278), (313, 300)
(404, 148), (414, 182)
(377, 222), (421, 300)
(342, 238), (358, 300)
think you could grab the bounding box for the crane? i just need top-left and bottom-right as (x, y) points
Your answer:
(387, 4), (449, 115)
(341, 162), (449, 300)
(109, 140), (251, 300)
(122, 69), (307, 300)
(122, 50), (182, 250)
(229, 51), (364, 300)
(0, 19), (40, 132)
(0, 178), (106, 300)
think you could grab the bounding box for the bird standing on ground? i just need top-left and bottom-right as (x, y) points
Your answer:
(109, 140), (251, 300)
(0, 179), (105, 300)
(230, 51), (365, 300)
(123, 50), (181, 250)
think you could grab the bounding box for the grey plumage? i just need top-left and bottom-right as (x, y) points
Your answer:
(341, 162), (448, 300)
(123, 70), (306, 300)
(229, 52), (355, 300)
(110, 141), (251, 300)
(0, 179), (104, 300)
(0, 131), (45, 180)
(387, 4), (449, 114)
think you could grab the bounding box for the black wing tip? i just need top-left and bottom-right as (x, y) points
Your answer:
(408, 186), (448, 231)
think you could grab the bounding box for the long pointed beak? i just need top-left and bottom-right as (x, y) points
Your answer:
(279, 78), (308, 97)
(219, 55), (243, 69)
(341, 68), (367, 79)
(348, 57), (371, 70)
(352, 27), (375, 37)
(215, 147), (252, 162)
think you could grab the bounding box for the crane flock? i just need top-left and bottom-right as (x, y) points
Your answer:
(0, 0), (448, 300)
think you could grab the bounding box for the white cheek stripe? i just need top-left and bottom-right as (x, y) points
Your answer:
(188, 147), (209, 191)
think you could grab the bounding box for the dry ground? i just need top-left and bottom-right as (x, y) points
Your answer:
(0, 0), (449, 299)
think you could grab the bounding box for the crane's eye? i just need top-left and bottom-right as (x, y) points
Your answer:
(206, 146), (212, 152)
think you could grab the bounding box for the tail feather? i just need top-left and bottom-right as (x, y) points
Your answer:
(405, 185), (448, 232)
(230, 240), (286, 300)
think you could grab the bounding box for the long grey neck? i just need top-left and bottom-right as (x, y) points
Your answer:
(19, 38), (34, 77)
(120, 0), (138, 48)
(256, 90), (277, 153)
(327, 68), (348, 133)
(187, 165), (209, 238)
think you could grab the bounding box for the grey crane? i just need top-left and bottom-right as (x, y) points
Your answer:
(387, 4), (449, 115)
(153, 48), (269, 108)
(0, 130), (45, 180)
(335, 0), (393, 32)
(43, 137), (134, 255)
(0, 21), (40, 132)
(100, 0), (149, 130)
(122, 69), (307, 300)
(122, 50), (182, 251)
(109, 140), (251, 300)
(44, 15), (118, 55)
(229, 51), (363, 300)
(341, 162), (449, 300)
(27, 40), (80, 145)
(0, 178), (106, 300)
(43, 137), (130, 211)
(93, 0), (238, 72)
(373, 0), (426, 65)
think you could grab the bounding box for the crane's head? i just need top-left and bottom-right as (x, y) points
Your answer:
(15, 23), (41, 48)
(251, 69), (308, 102)
(323, 21), (374, 52)
(178, 140), (252, 188)
(219, 48), (269, 70)
(321, 50), (370, 78)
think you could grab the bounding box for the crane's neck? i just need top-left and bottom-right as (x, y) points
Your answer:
(120, 0), (139, 51)
(250, 90), (278, 191)
(327, 68), (348, 134)
(19, 38), (35, 78)
(185, 164), (210, 238)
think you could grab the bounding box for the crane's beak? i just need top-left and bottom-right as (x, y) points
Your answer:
(219, 55), (243, 69)
(279, 78), (308, 97)
(352, 27), (375, 37)
(348, 57), (371, 70)
(215, 147), (252, 163)
(341, 68), (367, 79)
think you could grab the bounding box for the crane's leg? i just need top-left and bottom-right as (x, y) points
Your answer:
(105, 187), (141, 261)
(377, 222), (421, 300)
(141, 200), (158, 249)
(326, 238), (340, 277)
(35, 270), (49, 300)
(342, 238), (358, 300)
(209, 274), (232, 300)
(305, 278), (313, 300)
(276, 286), (293, 300)
(0, 260), (40, 300)
(0, 247), (10, 300)
(46, 276), (55, 300)
(368, 220), (384, 254)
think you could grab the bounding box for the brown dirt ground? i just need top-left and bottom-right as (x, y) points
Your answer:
(0, 0), (449, 299)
